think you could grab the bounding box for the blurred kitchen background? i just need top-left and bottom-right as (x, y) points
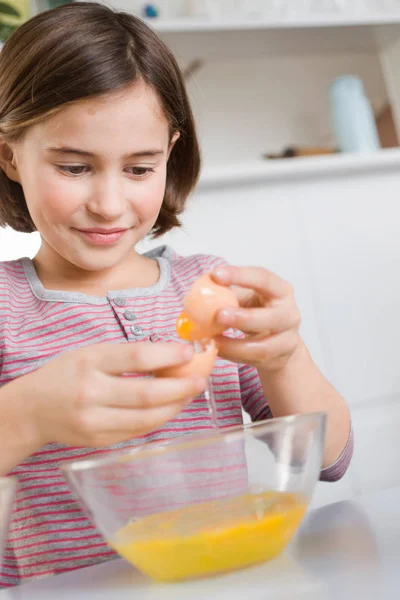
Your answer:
(2, 0), (400, 507)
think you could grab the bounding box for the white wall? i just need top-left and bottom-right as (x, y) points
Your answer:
(185, 52), (387, 167)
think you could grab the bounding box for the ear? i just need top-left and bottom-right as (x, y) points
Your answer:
(0, 138), (21, 183)
(167, 131), (180, 160)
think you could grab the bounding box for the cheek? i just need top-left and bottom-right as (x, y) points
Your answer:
(133, 171), (167, 222)
(30, 170), (83, 223)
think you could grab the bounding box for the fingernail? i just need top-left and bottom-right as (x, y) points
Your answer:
(213, 268), (228, 283)
(182, 345), (194, 360)
(218, 308), (236, 323)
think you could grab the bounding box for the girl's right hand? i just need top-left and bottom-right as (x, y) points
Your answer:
(23, 342), (205, 448)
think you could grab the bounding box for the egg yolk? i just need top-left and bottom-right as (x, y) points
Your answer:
(110, 489), (306, 582)
(176, 311), (218, 342)
(176, 311), (199, 341)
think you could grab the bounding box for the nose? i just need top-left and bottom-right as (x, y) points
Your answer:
(86, 173), (126, 221)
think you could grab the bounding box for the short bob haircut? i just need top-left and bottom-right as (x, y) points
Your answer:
(0, 2), (200, 236)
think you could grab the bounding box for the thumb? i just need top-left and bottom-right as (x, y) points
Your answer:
(87, 341), (194, 376)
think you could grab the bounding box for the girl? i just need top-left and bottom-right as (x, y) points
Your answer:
(0, 2), (352, 587)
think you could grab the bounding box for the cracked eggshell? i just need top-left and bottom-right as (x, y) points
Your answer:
(177, 273), (239, 341)
(153, 340), (218, 379)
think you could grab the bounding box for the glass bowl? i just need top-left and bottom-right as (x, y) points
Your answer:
(63, 412), (326, 582)
(0, 477), (17, 566)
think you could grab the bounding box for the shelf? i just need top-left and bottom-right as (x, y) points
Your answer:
(145, 13), (400, 34)
(197, 148), (400, 189)
(141, 13), (400, 59)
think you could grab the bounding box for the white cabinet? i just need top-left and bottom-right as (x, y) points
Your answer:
(350, 398), (400, 497)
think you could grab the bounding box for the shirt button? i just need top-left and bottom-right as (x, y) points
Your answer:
(113, 297), (126, 307)
(123, 310), (136, 321)
(131, 325), (144, 337)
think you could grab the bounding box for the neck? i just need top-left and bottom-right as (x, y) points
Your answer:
(33, 244), (160, 295)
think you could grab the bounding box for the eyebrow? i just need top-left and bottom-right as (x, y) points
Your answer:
(45, 146), (164, 158)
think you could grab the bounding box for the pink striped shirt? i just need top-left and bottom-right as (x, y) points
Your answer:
(0, 245), (352, 587)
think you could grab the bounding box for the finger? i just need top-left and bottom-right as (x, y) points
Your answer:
(215, 330), (298, 365)
(100, 374), (206, 408)
(86, 400), (191, 445)
(86, 341), (194, 376)
(212, 266), (291, 300)
(216, 305), (300, 335)
(96, 400), (189, 439)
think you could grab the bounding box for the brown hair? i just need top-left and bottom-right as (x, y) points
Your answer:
(0, 2), (200, 236)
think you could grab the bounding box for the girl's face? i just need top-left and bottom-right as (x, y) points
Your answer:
(6, 81), (178, 273)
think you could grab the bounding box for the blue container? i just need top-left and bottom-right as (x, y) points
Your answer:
(329, 75), (381, 153)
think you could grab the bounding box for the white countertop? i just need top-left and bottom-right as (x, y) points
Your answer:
(1, 486), (399, 600)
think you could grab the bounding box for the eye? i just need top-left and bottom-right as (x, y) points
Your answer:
(57, 165), (89, 176)
(126, 167), (154, 177)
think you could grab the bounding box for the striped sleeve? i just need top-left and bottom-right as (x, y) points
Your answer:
(319, 425), (354, 482)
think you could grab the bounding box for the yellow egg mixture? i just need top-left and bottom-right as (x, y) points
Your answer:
(110, 490), (307, 582)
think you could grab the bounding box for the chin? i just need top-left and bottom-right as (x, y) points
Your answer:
(62, 231), (139, 271)
(67, 249), (131, 272)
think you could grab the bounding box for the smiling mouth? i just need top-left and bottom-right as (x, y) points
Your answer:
(74, 228), (129, 246)
(77, 227), (128, 233)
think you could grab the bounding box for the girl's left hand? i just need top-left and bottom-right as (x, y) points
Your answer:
(211, 265), (301, 373)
